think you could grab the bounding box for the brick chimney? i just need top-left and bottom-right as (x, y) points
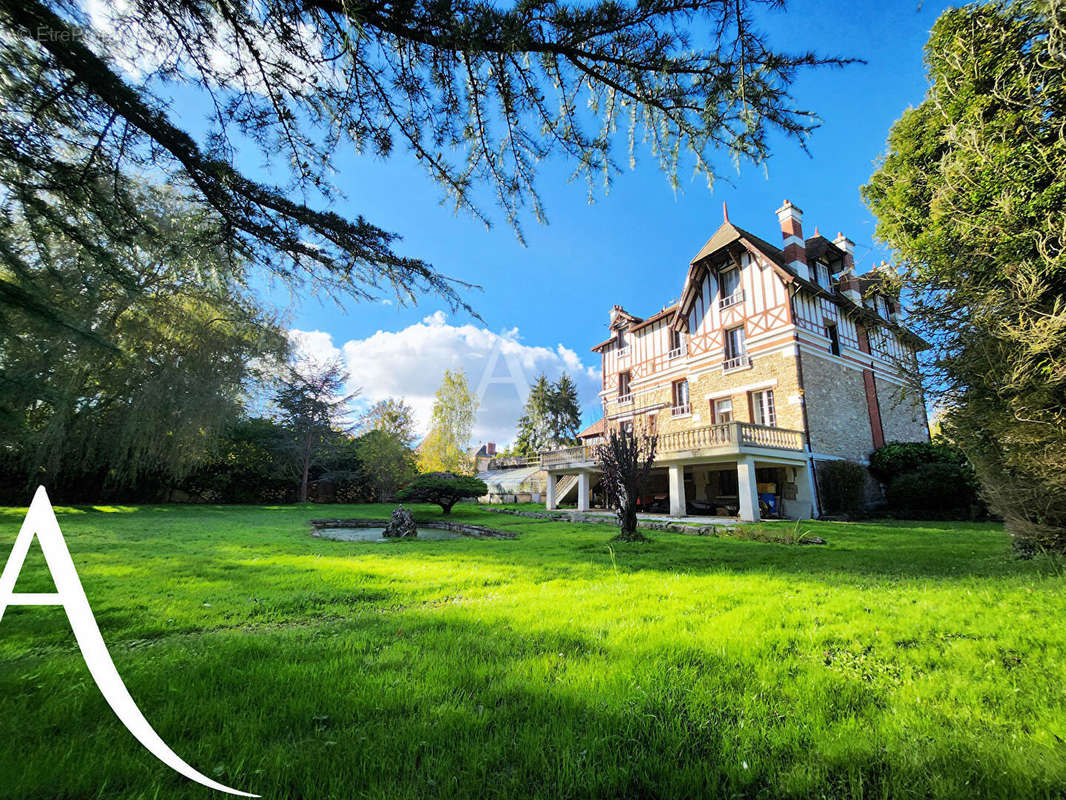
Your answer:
(838, 271), (862, 304)
(833, 232), (855, 273)
(775, 200), (810, 281)
(486, 442), (496, 456)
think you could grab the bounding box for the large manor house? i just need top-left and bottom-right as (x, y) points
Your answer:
(539, 200), (930, 521)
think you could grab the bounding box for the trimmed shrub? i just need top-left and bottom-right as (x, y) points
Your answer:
(886, 462), (978, 516)
(396, 472), (489, 514)
(870, 440), (984, 520)
(868, 441), (966, 482)
(818, 460), (867, 518)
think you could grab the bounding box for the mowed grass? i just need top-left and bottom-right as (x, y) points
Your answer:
(0, 503), (1064, 800)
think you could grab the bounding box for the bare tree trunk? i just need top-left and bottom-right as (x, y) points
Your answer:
(619, 492), (640, 539)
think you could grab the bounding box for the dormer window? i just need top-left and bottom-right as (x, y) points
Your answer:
(815, 261), (830, 289)
(721, 268), (740, 296)
(719, 267), (743, 309)
(875, 295), (889, 318)
(668, 328), (685, 358)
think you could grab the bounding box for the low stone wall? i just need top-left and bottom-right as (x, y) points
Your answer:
(310, 518), (517, 539)
(481, 507), (736, 537)
(478, 492), (542, 505)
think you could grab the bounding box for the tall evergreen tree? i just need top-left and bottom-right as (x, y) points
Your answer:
(515, 376), (555, 456)
(0, 0), (850, 333)
(274, 358), (359, 502)
(549, 374), (583, 444)
(514, 373), (582, 455)
(862, 0), (1066, 552)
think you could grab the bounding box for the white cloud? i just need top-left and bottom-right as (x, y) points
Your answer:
(289, 313), (602, 448)
(84, 0), (329, 94)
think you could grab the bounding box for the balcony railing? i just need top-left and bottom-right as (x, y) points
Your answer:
(617, 393), (633, 405)
(658, 422), (804, 454)
(668, 343), (687, 360)
(723, 355), (751, 372)
(671, 403), (691, 417)
(719, 290), (744, 310)
(540, 422), (804, 469)
(487, 456), (540, 469)
(540, 445), (596, 469)
(618, 345), (631, 357)
(735, 422), (804, 450)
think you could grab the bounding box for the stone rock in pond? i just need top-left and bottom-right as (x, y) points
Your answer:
(383, 505), (418, 538)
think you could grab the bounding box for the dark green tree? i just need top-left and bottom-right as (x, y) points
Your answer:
(514, 373), (582, 455)
(0, 183), (287, 500)
(549, 374), (583, 443)
(515, 376), (554, 455)
(273, 358), (359, 502)
(862, 0), (1066, 552)
(396, 472), (488, 514)
(179, 417), (294, 503)
(0, 0), (850, 338)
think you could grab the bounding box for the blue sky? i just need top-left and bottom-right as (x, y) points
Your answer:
(126, 0), (952, 444)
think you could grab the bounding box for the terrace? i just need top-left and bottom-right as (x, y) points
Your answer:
(538, 421), (812, 522)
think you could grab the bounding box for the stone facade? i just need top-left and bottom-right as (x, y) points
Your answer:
(877, 381), (930, 444)
(608, 349), (805, 436)
(572, 201), (935, 521)
(800, 351), (875, 460)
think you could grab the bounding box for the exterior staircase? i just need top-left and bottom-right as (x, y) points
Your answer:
(555, 474), (580, 504)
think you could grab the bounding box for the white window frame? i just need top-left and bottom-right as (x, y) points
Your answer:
(751, 389), (776, 427)
(816, 262), (830, 289)
(714, 397), (733, 424)
(719, 268), (744, 309)
(668, 328), (686, 359)
(723, 325), (749, 371)
(671, 379), (691, 416)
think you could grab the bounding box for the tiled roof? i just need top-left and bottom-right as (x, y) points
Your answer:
(576, 419), (605, 439)
(596, 217), (929, 352)
(630, 304), (678, 332)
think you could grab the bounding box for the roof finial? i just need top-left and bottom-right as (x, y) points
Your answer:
(814, 225), (820, 236)
(722, 201), (729, 223)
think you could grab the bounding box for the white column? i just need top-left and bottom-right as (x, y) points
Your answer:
(737, 455), (760, 522)
(577, 472), (590, 512)
(795, 460), (817, 519)
(668, 464), (687, 517)
(546, 472), (558, 510)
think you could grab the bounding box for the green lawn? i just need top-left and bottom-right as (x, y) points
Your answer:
(1, 503), (1064, 799)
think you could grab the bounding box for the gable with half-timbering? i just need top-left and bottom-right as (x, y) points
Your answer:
(592, 201), (930, 472)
